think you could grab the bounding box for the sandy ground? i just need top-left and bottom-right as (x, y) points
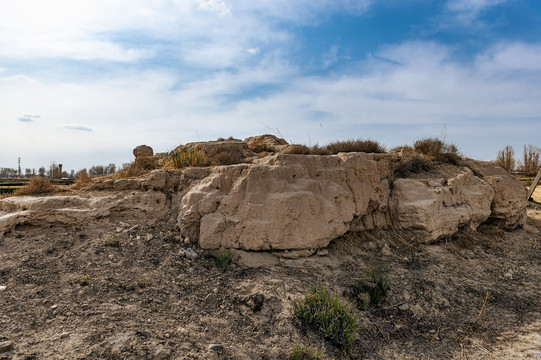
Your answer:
(0, 211), (540, 360)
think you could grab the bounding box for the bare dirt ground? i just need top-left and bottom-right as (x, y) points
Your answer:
(0, 209), (540, 359)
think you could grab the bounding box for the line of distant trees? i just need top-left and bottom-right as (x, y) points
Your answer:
(0, 162), (118, 179)
(495, 144), (540, 175)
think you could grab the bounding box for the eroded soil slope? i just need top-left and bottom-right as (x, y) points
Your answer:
(0, 210), (540, 359)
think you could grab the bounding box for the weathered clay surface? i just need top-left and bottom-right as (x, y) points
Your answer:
(463, 159), (527, 228)
(177, 153), (393, 250)
(243, 134), (288, 152)
(182, 140), (254, 158)
(0, 151), (528, 250)
(390, 168), (495, 241)
(0, 192), (167, 233)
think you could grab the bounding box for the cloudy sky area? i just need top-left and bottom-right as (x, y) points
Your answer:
(1, 0), (541, 171)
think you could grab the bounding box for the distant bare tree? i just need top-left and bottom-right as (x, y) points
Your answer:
(495, 145), (515, 172)
(519, 144), (541, 176)
(38, 167), (46, 176)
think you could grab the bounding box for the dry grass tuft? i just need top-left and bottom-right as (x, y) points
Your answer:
(168, 147), (208, 169)
(116, 156), (160, 178)
(323, 139), (386, 154)
(413, 138), (461, 164)
(281, 145), (312, 155)
(13, 177), (55, 196)
(206, 148), (244, 166)
(73, 170), (93, 189)
(393, 154), (433, 178)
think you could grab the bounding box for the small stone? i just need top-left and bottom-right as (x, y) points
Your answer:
(178, 249), (186, 257)
(145, 234), (154, 241)
(0, 341), (13, 354)
(209, 344), (224, 352)
(129, 242), (134, 246)
(147, 319), (152, 324)
(504, 271), (513, 280)
(60, 332), (70, 339)
(154, 345), (170, 360)
(204, 293), (218, 306)
(317, 249), (328, 256)
(185, 248), (198, 259)
(0, 286), (6, 291)
(381, 243), (392, 256)
(398, 304), (409, 311)
(51, 305), (58, 309)
(108, 254), (115, 260)
(184, 237), (191, 244)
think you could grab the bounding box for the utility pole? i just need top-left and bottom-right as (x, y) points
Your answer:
(18, 157), (21, 177)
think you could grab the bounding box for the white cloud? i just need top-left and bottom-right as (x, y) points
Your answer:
(476, 42), (541, 72)
(445, 0), (509, 22)
(60, 124), (94, 132)
(247, 47), (260, 55)
(197, 0), (231, 17)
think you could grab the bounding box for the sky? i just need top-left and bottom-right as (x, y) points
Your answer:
(1, 0), (541, 171)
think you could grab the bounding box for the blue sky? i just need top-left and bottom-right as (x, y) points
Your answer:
(1, 0), (540, 171)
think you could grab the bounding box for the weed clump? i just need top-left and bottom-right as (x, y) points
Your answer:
(13, 177), (55, 196)
(413, 138), (461, 164)
(169, 146), (207, 169)
(73, 169), (93, 189)
(289, 344), (322, 360)
(293, 285), (358, 353)
(350, 268), (389, 309)
(206, 248), (233, 272)
(323, 139), (385, 154)
(393, 155), (433, 178)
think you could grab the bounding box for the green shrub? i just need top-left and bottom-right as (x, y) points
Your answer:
(169, 146), (207, 168)
(351, 268), (389, 307)
(289, 344), (322, 360)
(293, 285), (358, 353)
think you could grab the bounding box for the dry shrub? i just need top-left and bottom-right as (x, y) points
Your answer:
(117, 156), (160, 177)
(252, 144), (275, 153)
(394, 154), (432, 178)
(323, 139), (385, 154)
(13, 177), (55, 196)
(282, 145), (311, 155)
(307, 144), (328, 155)
(73, 170), (93, 189)
(169, 147), (208, 169)
(413, 138), (461, 164)
(206, 148), (244, 166)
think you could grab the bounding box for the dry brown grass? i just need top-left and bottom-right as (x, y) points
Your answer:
(413, 138), (461, 164)
(116, 156), (161, 178)
(322, 139), (386, 154)
(206, 148), (244, 166)
(13, 177), (55, 196)
(393, 154), (433, 178)
(281, 145), (312, 155)
(73, 170), (93, 189)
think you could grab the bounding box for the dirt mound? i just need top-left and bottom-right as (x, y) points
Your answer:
(0, 211), (539, 359)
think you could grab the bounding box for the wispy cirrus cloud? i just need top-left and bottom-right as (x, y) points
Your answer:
(18, 114), (40, 122)
(445, 0), (510, 22)
(61, 124), (94, 132)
